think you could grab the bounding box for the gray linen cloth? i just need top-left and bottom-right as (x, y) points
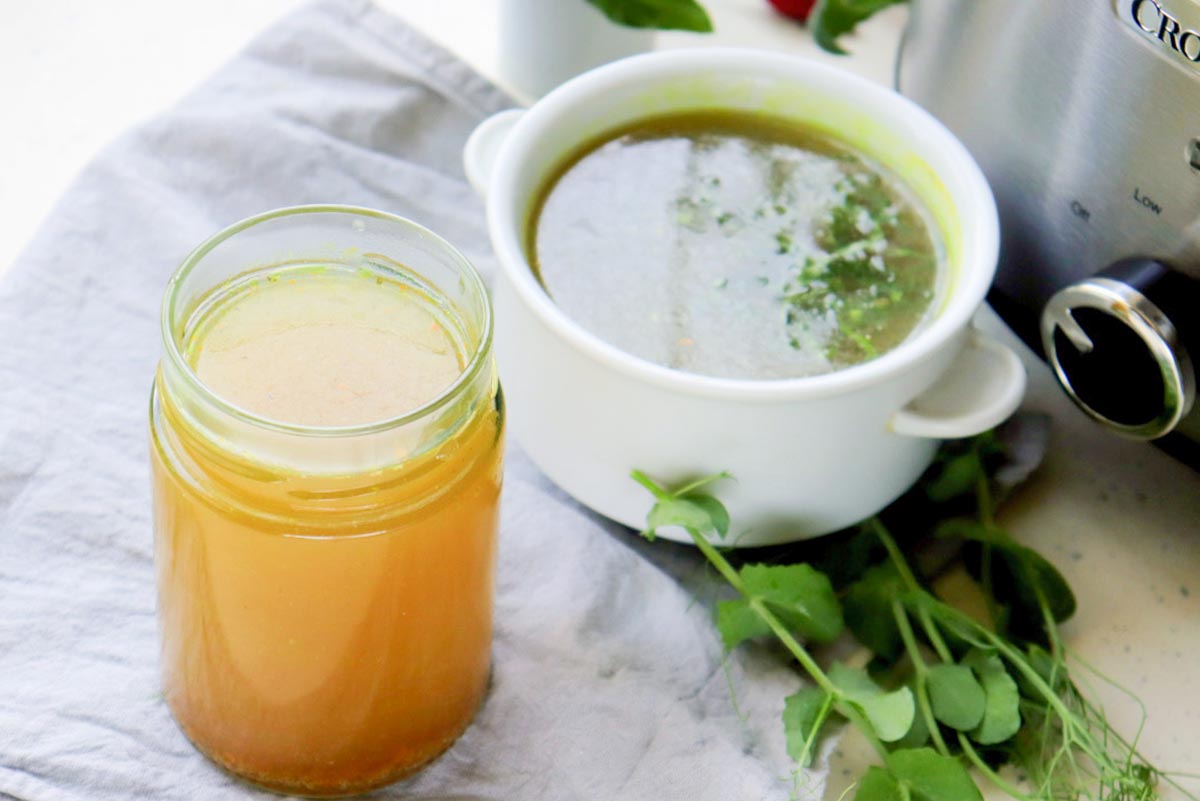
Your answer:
(0, 2), (817, 799)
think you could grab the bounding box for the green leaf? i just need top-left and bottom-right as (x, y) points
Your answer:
(646, 492), (730, 540)
(962, 650), (1021, 745)
(829, 663), (915, 743)
(893, 689), (930, 748)
(584, 0), (713, 31)
(940, 521), (1077, 633)
(935, 517), (989, 542)
(854, 766), (904, 801)
(999, 544), (1076, 624)
(813, 523), (884, 588)
(809, 0), (907, 55)
(715, 598), (768, 650)
(1014, 644), (1068, 700)
(926, 663), (986, 731)
(783, 686), (834, 764)
(887, 748), (984, 801)
(740, 564), (844, 643)
(844, 563), (907, 660)
(925, 452), (982, 503)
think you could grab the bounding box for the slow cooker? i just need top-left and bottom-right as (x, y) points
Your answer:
(898, 0), (1200, 464)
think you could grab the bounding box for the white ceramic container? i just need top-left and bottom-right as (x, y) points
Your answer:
(465, 48), (1025, 546)
(498, 0), (655, 99)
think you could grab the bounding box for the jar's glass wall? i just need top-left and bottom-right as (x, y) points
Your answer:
(149, 206), (503, 797)
(159, 206), (495, 474)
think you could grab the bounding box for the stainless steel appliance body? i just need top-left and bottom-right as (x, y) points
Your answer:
(898, 0), (1200, 460)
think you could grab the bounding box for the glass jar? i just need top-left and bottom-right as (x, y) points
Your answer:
(149, 206), (504, 797)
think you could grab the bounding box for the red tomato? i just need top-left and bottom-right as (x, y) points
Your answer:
(766, 0), (818, 22)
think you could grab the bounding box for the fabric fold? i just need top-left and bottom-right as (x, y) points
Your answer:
(0, 3), (818, 799)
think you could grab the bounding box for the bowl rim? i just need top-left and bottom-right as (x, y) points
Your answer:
(487, 47), (1000, 403)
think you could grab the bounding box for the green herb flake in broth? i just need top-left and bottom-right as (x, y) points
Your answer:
(784, 162), (939, 367)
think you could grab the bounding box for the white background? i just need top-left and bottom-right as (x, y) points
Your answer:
(0, 0), (907, 276)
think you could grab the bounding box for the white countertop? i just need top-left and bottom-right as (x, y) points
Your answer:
(3, 0), (1197, 796)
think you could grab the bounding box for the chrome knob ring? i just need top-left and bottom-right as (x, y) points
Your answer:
(1041, 277), (1195, 439)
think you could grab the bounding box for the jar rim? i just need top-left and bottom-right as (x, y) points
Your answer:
(160, 204), (495, 438)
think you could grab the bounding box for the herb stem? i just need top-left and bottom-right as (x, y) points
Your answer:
(673, 471), (733, 497)
(745, 595), (838, 697)
(957, 732), (1035, 801)
(632, 463), (1193, 801)
(980, 543), (1000, 631)
(891, 600), (951, 757)
(1031, 577), (1065, 662)
(798, 690), (836, 766)
(926, 602), (1107, 759)
(916, 604), (953, 663)
(688, 530), (833, 695)
(906, 594), (1025, 800)
(687, 526), (747, 592)
(973, 465), (1067, 663)
(870, 517), (922, 591)
(877, 516), (1118, 792)
(630, 469), (670, 501)
(686, 527), (888, 762)
(974, 465), (995, 529)
(971, 462), (1008, 636)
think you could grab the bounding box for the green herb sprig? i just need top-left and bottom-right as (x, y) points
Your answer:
(809, 0), (908, 55)
(584, 0), (713, 32)
(781, 164), (936, 367)
(584, 0), (907, 52)
(631, 436), (1193, 801)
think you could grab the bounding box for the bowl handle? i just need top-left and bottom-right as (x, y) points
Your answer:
(463, 109), (526, 199)
(890, 330), (1027, 439)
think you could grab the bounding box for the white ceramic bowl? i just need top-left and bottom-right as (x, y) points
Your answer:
(465, 48), (1025, 546)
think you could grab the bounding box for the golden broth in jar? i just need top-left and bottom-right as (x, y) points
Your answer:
(149, 208), (503, 797)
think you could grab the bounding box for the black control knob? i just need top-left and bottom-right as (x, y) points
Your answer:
(1040, 258), (1197, 440)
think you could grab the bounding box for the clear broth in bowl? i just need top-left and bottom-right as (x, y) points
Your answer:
(528, 110), (945, 380)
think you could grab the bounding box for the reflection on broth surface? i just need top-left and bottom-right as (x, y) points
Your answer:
(530, 111), (944, 380)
